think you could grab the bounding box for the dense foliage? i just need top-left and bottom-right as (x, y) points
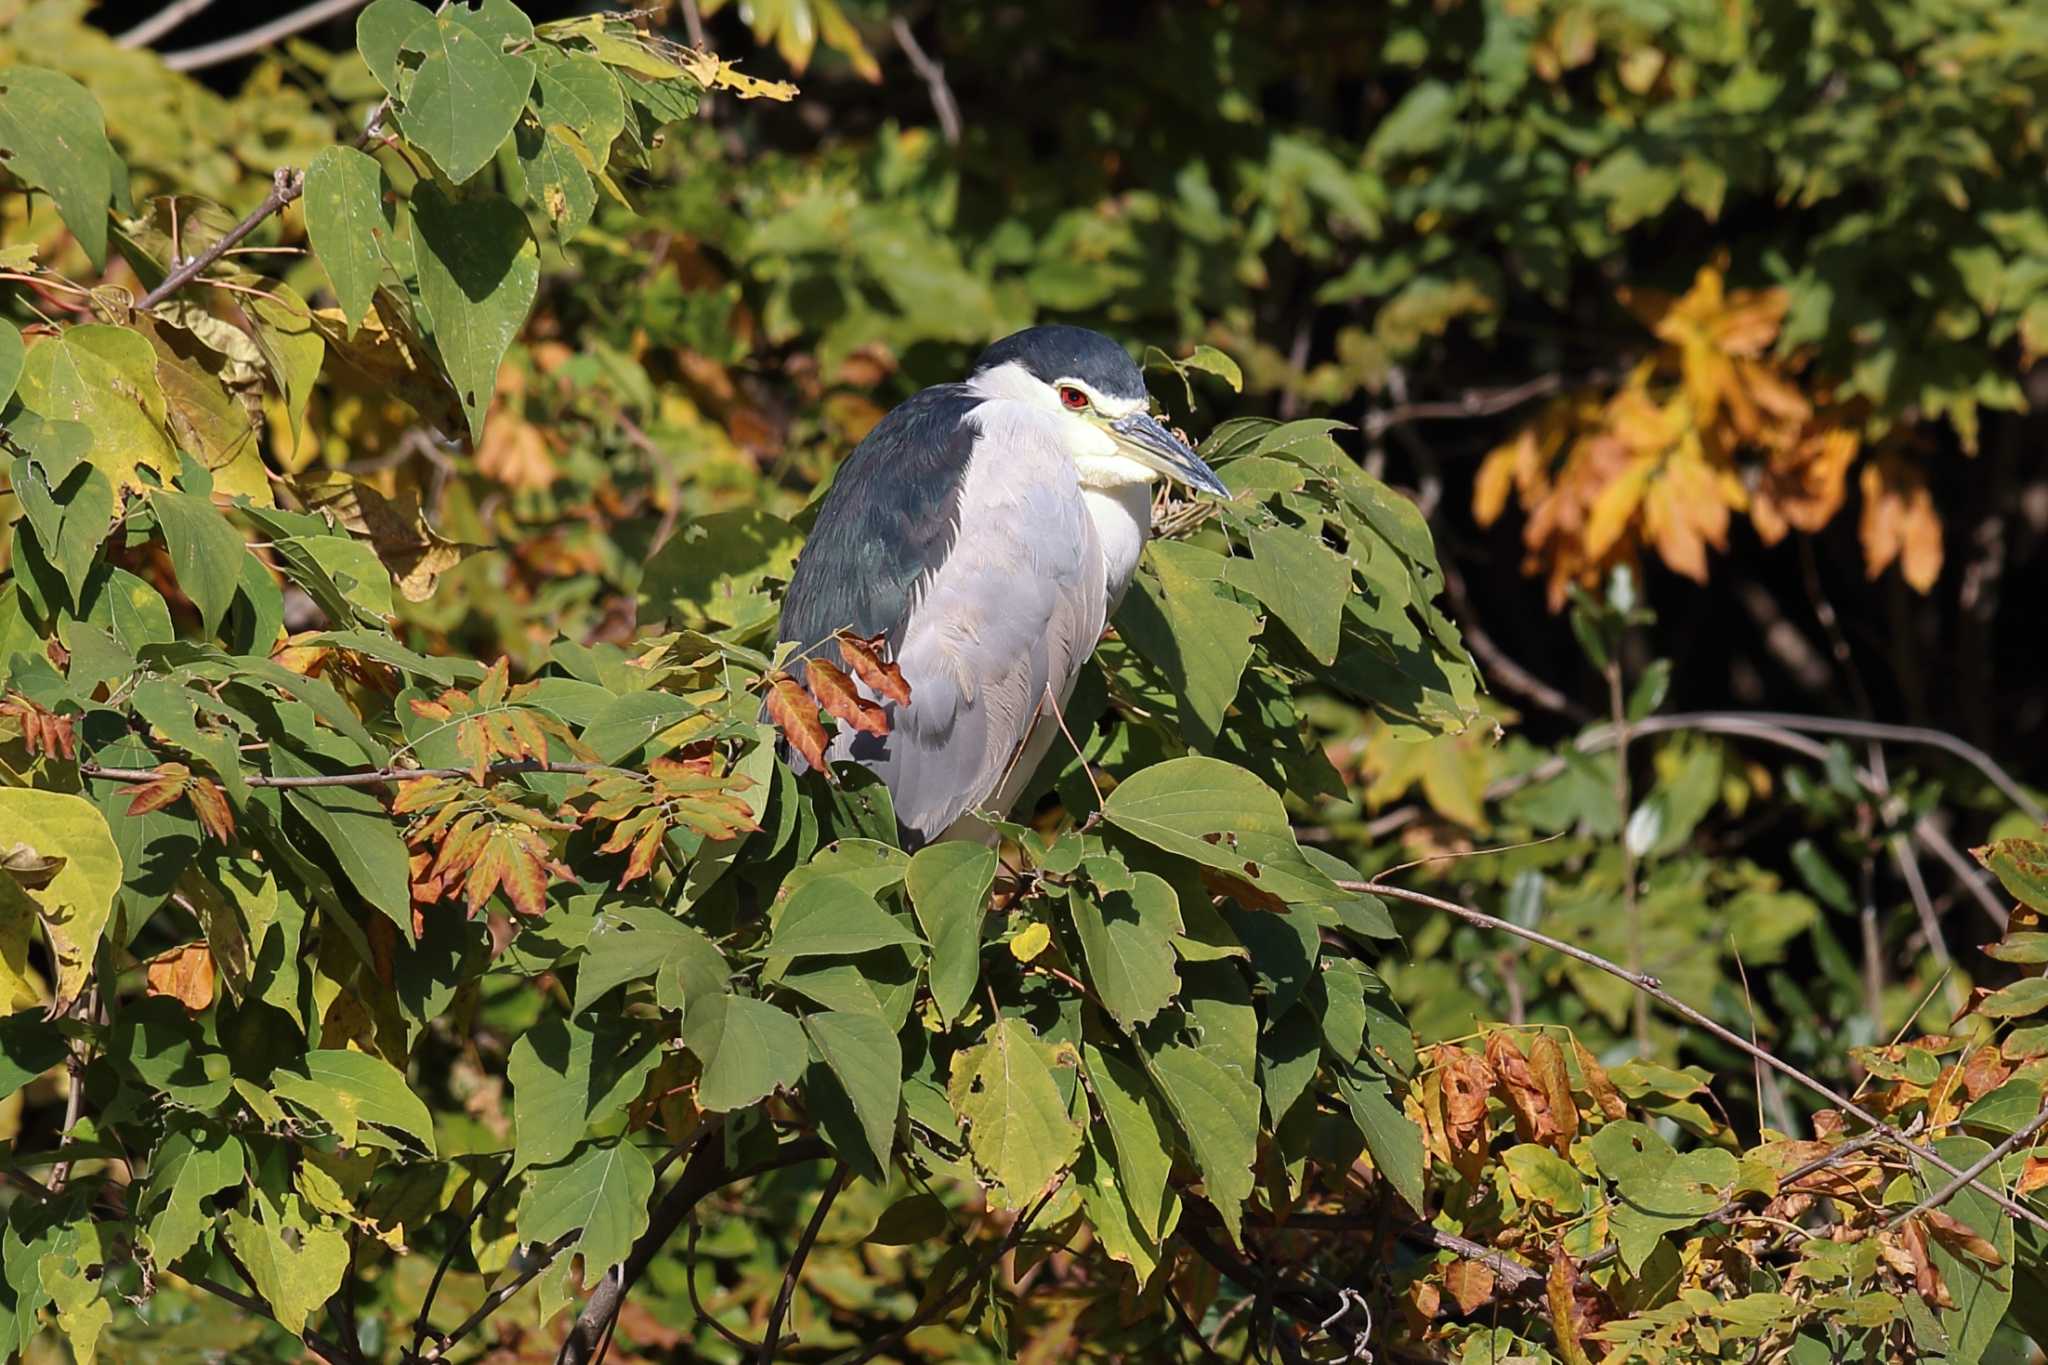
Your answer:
(0, 1), (2045, 1362)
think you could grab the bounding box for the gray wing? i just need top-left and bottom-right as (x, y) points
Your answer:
(847, 421), (1106, 844)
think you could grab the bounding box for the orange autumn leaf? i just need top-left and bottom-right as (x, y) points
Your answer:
(1859, 454), (1944, 592)
(1640, 440), (1743, 584)
(765, 674), (830, 772)
(1526, 1033), (1580, 1155)
(186, 779), (236, 843)
(1486, 1031), (1564, 1151)
(1444, 1258), (1496, 1314)
(1435, 1043), (1495, 1153)
(126, 764), (192, 818)
(805, 657), (889, 737)
(1571, 1038), (1628, 1121)
(146, 942), (215, 1012)
(836, 629), (912, 706)
(1751, 423), (1857, 544)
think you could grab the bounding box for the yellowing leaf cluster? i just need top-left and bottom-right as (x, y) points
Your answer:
(1476, 265), (1944, 604)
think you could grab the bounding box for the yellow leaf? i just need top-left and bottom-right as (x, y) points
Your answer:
(145, 941), (216, 1012)
(1581, 451), (1657, 559)
(1010, 921), (1052, 962)
(678, 51), (800, 101)
(298, 473), (483, 602)
(0, 790), (122, 1008)
(17, 325), (175, 492)
(1859, 455), (1943, 592)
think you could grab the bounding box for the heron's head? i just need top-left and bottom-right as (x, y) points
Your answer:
(967, 325), (1229, 497)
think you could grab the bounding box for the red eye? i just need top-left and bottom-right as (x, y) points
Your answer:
(1059, 385), (1089, 411)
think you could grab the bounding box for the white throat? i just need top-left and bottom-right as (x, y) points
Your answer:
(1083, 481), (1151, 611)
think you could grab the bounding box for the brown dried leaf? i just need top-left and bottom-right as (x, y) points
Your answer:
(1444, 1258), (1496, 1314)
(1571, 1037), (1627, 1121)
(805, 658), (889, 737)
(1435, 1044), (1495, 1153)
(1899, 1216), (1953, 1309)
(1921, 1208), (2005, 1267)
(1545, 1245), (1592, 1365)
(145, 942), (215, 1012)
(836, 630), (911, 706)
(1486, 1031), (1559, 1150)
(765, 675), (830, 772)
(1527, 1033), (1579, 1155)
(186, 779), (236, 843)
(2019, 1156), (2048, 1195)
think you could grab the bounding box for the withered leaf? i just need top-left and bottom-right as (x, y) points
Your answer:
(145, 942), (215, 1013)
(805, 657), (889, 737)
(766, 674), (830, 772)
(835, 630), (911, 706)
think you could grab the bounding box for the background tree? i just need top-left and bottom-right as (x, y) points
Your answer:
(1, 1), (2046, 1362)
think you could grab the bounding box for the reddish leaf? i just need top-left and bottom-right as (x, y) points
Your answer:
(463, 836), (511, 916)
(1435, 1044), (1494, 1153)
(186, 779), (235, 843)
(622, 822), (664, 887)
(805, 658), (889, 737)
(1899, 1216), (1953, 1308)
(1527, 1033), (1580, 1155)
(1545, 1246), (1592, 1365)
(126, 765), (191, 818)
(1487, 1031), (1561, 1151)
(1922, 1208), (2004, 1267)
(497, 834), (548, 918)
(836, 630), (912, 705)
(765, 675), (830, 771)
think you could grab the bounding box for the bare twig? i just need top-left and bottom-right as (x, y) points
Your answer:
(1890, 1098), (2048, 1229)
(158, 0), (371, 72)
(419, 1231), (578, 1362)
(557, 1138), (832, 1365)
(181, 1274), (355, 1365)
(756, 1163), (848, 1362)
(891, 16), (962, 146)
(82, 758), (613, 790)
(1440, 560), (1588, 722)
(1348, 878), (2048, 1234)
(1362, 369), (1621, 441)
(137, 168), (303, 310)
(830, 1182), (1065, 1365)
(117, 0), (218, 48)
(411, 1157), (515, 1359)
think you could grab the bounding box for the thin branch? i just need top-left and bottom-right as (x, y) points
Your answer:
(419, 1231), (578, 1362)
(756, 1162), (848, 1363)
(82, 757), (614, 789)
(557, 1138), (833, 1365)
(1348, 878), (2048, 1234)
(158, 0), (371, 72)
(137, 168), (303, 310)
(411, 1156), (515, 1359)
(832, 1182), (1065, 1365)
(181, 1274), (354, 1365)
(1890, 1098), (2048, 1228)
(1362, 370), (1608, 441)
(117, 0), (217, 48)
(891, 17), (962, 146)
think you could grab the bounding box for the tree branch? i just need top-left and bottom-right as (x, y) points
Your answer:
(157, 0), (371, 72)
(1890, 1098), (2048, 1229)
(757, 1162), (847, 1363)
(556, 1137), (832, 1365)
(117, 0), (218, 49)
(181, 1274), (355, 1365)
(1348, 878), (2048, 1234)
(137, 168), (304, 310)
(891, 17), (962, 146)
(410, 1156), (514, 1360)
(81, 757), (614, 789)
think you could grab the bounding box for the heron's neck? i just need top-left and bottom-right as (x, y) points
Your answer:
(1079, 477), (1152, 611)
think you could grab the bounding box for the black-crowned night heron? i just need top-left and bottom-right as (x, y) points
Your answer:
(778, 324), (1228, 846)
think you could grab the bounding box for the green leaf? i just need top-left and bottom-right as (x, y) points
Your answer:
(1913, 1135), (2015, 1362)
(0, 789), (122, 1008)
(905, 841), (995, 1026)
(0, 317), (21, 409)
(1117, 541), (1257, 748)
(574, 904), (728, 1014)
(1081, 1043), (1180, 1257)
(1979, 977), (2048, 1018)
(410, 182), (540, 442)
(1977, 838), (2048, 915)
(1257, 1004), (1321, 1124)
(516, 1140), (655, 1278)
(765, 875), (925, 964)
(0, 67), (118, 267)
(277, 769), (413, 938)
(509, 1013), (662, 1171)
(224, 1202), (350, 1336)
(517, 122), (598, 237)
(303, 146), (389, 330)
(1336, 1069), (1427, 1214)
(1143, 1041), (1258, 1243)
(683, 993), (807, 1111)
(1103, 756), (1339, 904)
(1502, 1142), (1585, 1209)
(151, 488), (244, 638)
(1229, 523), (1351, 665)
(1069, 873), (1180, 1033)
(1984, 931), (2048, 964)
(273, 1049), (438, 1153)
(804, 1009), (903, 1179)
(142, 1124), (247, 1265)
(0, 1012), (67, 1098)
(243, 284), (326, 453)
(394, 10), (536, 184)
(533, 48), (627, 154)
(948, 1017), (1083, 1209)
(16, 325), (175, 492)
(356, 0), (434, 97)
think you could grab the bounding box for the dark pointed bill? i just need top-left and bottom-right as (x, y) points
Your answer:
(1111, 411), (1230, 496)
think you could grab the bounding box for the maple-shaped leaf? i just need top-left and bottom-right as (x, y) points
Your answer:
(1751, 423), (1857, 544)
(805, 658), (888, 737)
(835, 630), (911, 705)
(298, 472), (484, 603)
(765, 674), (830, 771)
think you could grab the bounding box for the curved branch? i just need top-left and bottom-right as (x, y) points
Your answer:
(757, 1162), (847, 1362)
(1349, 878), (2048, 1235)
(117, 0), (217, 49)
(158, 0), (371, 72)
